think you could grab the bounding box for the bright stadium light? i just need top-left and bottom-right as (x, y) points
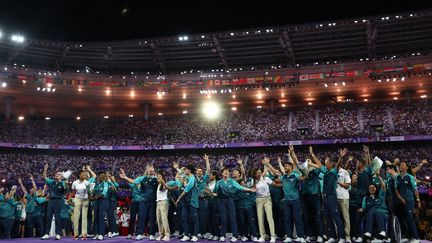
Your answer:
(11, 34), (25, 43)
(0, 31), (3, 39)
(202, 101), (221, 119)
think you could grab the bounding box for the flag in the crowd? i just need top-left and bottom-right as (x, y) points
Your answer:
(232, 78), (239, 85)
(247, 78), (256, 84)
(239, 78), (247, 84)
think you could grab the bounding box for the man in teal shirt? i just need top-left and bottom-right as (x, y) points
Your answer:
(127, 183), (143, 239)
(41, 164), (68, 240)
(395, 161), (421, 243)
(196, 154), (211, 238)
(0, 186), (17, 239)
(213, 167), (255, 242)
(175, 164), (200, 242)
(278, 148), (307, 243)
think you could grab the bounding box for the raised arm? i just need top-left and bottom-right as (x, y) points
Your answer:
(309, 146), (323, 167)
(29, 174), (37, 191)
(288, 145), (299, 166)
(43, 164), (49, 180)
(204, 154), (211, 175)
(344, 156), (354, 171)
(411, 159), (428, 175)
(337, 148), (348, 169)
(237, 157), (247, 181)
(18, 178), (28, 195)
(86, 165), (97, 178)
(119, 168), (135, 184)
(263, 157), (278, 176)
(363, 145), (372, 166)
(277, 157), (285, 175)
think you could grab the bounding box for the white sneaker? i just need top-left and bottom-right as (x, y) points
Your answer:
(363, 232), (371, 238)
(220, 237), (226, 242)
(378, 231), (386, 239)
(410, 240), (420, 243)
(296, 238), (306, 243)
(181, 236), (190, 242)
(346, 238), (352, 243)
(126, 234), (132, 239)
(284, 237), (293, 243)
(305, 237), (311, 242)
(192, 236), (199, 242)
(337, 239), (345, 243)
(317, 236), (324, 243)
(112, 232), (119, 237)
(108, 232), (113, 238)
(370, 239), (382, 243)
(400, 238), (409, 243)
(213, 236), (220, 241)
(353, 237), (362, 243)
(41, 234), (50, 240)
(93, 235), (99, 240)
(149, 235), (155, 241)
(55, 235), (61, 240)
(231, 237), (238, 242)
(156, 236), (162, 241)
(270, 237), (276, 243)
(325, 238), (336, 243)
(136, 235), (145, 241)
(241, 237), (249, 242)
(162, 236), (170, 241)
(198, 234), (203, 239)
(252, 237), (259, 242)
(258, 237), (266, 243)
(97, 235), (103, 241)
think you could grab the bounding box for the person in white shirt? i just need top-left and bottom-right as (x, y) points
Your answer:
(253, 157), (278, 243)
(71, 165), (96, 240)
(119, 208), (130, 236)
(337, 166), (351, 243)
(155, 171), (171, 241)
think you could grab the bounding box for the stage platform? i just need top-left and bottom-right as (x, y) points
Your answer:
(1, 238), (431, 243)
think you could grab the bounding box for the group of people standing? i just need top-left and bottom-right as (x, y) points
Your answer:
(0, 145), (426, 243)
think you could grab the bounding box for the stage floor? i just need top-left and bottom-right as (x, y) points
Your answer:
(1, 238), (431, 243)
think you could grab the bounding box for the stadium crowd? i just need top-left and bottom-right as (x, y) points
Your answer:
(0, 101), (431, 146)
(0, 144), (431, 242)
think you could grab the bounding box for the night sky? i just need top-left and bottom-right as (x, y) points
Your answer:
(1, 0), (431, 42)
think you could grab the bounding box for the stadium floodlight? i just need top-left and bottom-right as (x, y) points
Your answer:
(202, 101), (221, 119)
(0, 31), (3, 38)
(11, 34), (25, 43)
(1, 82), (6, 88)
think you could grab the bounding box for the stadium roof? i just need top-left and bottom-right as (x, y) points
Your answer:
(0, 9), (432, 74)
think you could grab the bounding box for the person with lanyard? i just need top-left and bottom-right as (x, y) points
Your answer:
(120, 165), (158, 241)
(348, 173), (362, 243)
(213, 166), (256, 242)
(11, 193), (24, 238)
(106, 173), (120, 238)
(337, 155), (352, 243)
(237, 169), (258, 242)
(196, 154), (211, 239)
(309, 147), (347, 243)
(60, 197), (74, 236)
(252, 157), (279, 243)
(41, 164), (68, 240)
(206, 170), (221, 241)
(126, 178), (144, 239)
(155, 170), (177, 241)
(71, 165), (96, 240)
(0, 185), (17, 239)
(18, 174), (40, 237)
(301, 147), (325, 243)
(170, 163), (200, 242)
(358, 172), (388, 242)
(278, 146), (307, 243)
(92, 171), (115, 241)
(394, 161), (422, 243)
(267, 166), (284, 241)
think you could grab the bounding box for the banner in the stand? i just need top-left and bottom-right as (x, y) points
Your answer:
(0, 135), (431, 151)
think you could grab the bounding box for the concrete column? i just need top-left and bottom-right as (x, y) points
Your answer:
(3, 96), (16, 121)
